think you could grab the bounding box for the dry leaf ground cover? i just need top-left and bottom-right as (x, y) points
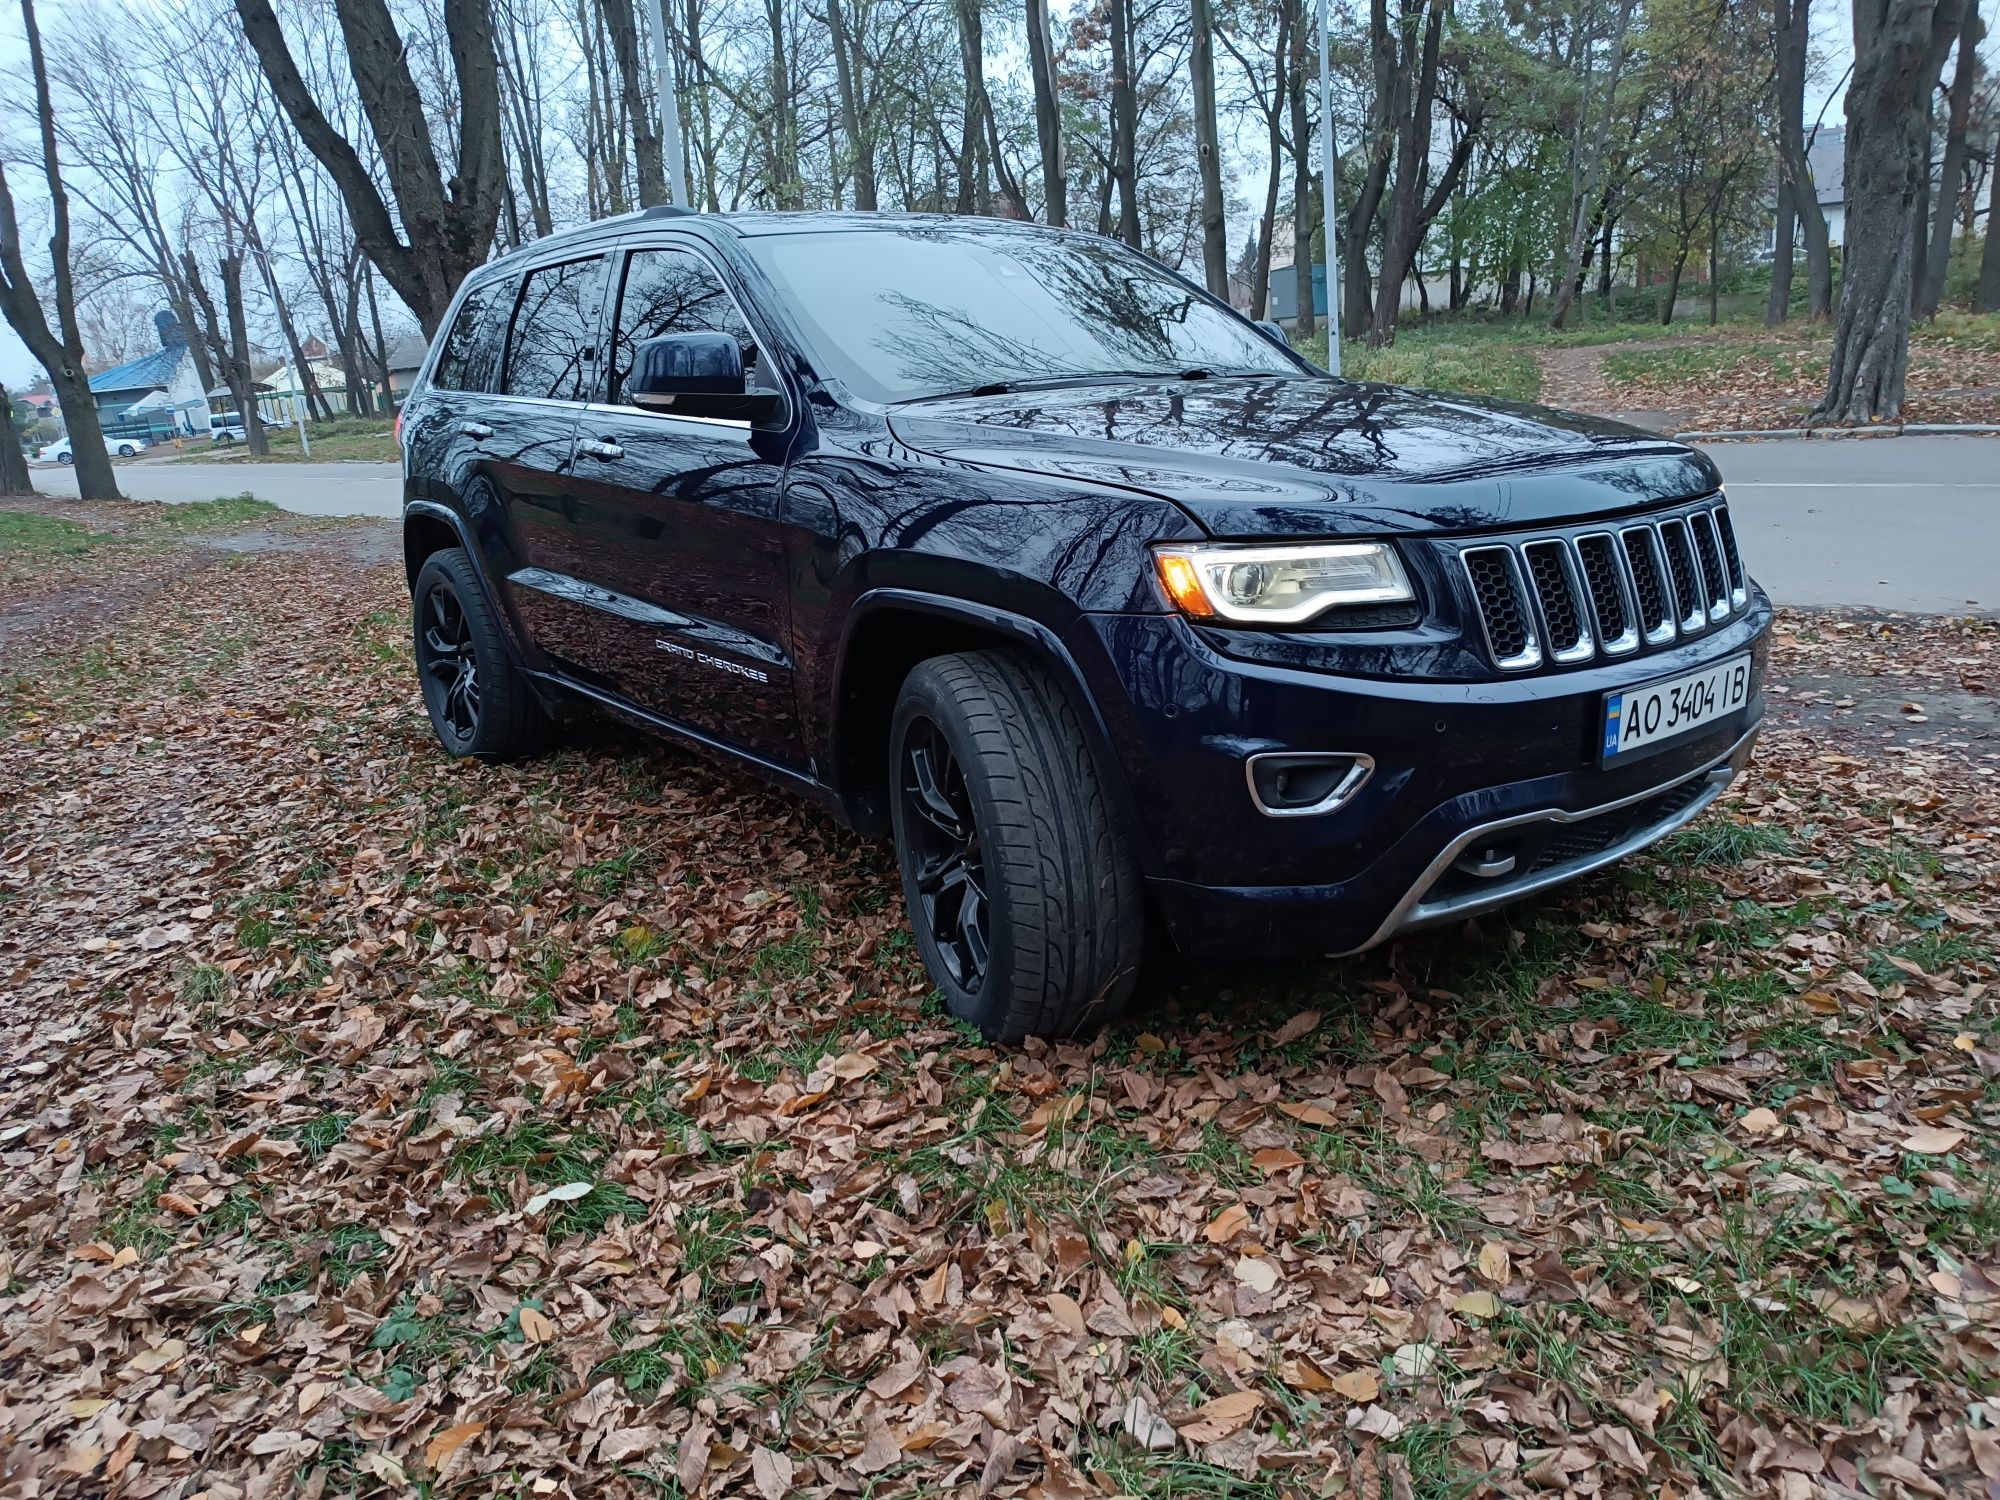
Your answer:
(1, 500), (1996, 1500)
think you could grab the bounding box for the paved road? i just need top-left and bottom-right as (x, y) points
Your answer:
(30, 435), (1998, 613)
(34, 459), (402, 519)
(1702, 436), (1996, 613)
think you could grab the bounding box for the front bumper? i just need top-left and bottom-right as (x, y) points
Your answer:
(1067, 591), (1772, 957)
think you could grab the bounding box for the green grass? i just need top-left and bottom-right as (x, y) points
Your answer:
(177, 415), (397, 463)
(151, 494), (280, 528)
(1601, 342), (1827, 390)
(0, 510), (103, 559)
(1293, 327), (1542, 403)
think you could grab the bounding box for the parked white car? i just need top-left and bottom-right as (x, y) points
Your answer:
(35, 435), (148, 463)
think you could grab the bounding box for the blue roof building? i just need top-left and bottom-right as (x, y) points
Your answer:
(88, 311), (207, 435)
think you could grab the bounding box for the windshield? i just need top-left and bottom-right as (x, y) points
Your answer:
(745, 226), (1310, 404)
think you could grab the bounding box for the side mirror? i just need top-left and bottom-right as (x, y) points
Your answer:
(1255, 319), (1289, 348)
(628, 332), (785, 424)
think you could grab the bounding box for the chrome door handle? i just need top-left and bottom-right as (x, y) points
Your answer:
(459, 421), (494, 439)
(580, 439), (625, 461)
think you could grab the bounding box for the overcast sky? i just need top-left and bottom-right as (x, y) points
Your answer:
(0, 0), (1866, 392)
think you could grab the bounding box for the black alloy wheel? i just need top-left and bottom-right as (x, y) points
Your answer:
(897, 716), (990, 993)
(417, 578), (481, 745)
(409, 544), (554, 762)
(889, 650), (1145, 1042)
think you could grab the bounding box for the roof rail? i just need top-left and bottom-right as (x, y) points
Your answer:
(641, 203), (698, 219)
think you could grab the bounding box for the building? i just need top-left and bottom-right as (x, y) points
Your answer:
(384, 333), (429, 406)
(1768, 127), (1846, 255)
(88, 311), (209, 438)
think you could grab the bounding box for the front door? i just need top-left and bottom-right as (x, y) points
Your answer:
(559, 242), (801, 768)
(484, 254), (612, 670)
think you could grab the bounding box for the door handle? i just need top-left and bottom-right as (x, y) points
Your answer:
(579, 439), (625, 461)
(459, 421), (494, 439)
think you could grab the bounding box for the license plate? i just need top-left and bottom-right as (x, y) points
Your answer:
(1603, 653), (1752, 763)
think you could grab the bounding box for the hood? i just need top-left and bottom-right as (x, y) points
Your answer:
(885, 375), (1719, 537)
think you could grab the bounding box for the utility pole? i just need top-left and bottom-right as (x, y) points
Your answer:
(1316, 0), (1342, 374)
(644, 0), (693, 206)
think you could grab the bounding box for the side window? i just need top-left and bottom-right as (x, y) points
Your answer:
(431, 277), (511, 393)
(503, 257), (608, 401)
(609, 248), (764, 404)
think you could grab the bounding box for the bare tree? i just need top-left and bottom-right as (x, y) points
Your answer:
(1918, 7), (1982, 319)
(1025, 0), (1066, 223)
(183, 249), (270, 456)
(0, 0), (119, 499)
(1549, 0), (1636, 330)
(1110, 0), (1143, 244)
(1814, 0), (1968, 424)
(1189, 0), (1229, 294)
(1767, 0), (1831, 322)
(235, 0), (507, 335)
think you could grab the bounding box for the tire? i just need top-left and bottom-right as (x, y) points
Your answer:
(890, 649), (1144, 1042)
(58, 453), (72, 465)
(116, 443), (136, 457)
(411, 547), (552, 762)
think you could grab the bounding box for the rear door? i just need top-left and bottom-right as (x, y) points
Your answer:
(560, 240), (801, 767)
(485, 254), (615, 667)
(401, 273), (514, 511)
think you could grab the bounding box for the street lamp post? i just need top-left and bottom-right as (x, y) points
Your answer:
(1316, 0), (1342, 375)
(644, 0), (693, 207)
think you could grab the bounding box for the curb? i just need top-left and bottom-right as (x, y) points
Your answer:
(1675, 421), (2000, 441)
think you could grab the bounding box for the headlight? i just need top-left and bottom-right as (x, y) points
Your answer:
(1152, 541), (1414, 624)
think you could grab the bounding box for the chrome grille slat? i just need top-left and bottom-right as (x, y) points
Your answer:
(1460, 499), (1747, 671)
(1574, 532), (1639, 655)
(1688, 510), (1731, 622)
(1461, 546), (1541, 670)
(1521, 539), (1593, 663)
(1656, 519), (1707, 633)
(1711, 503), (1748, 606)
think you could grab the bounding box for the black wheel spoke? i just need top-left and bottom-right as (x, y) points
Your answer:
(416, 577), (481, 743)
(898, 715), (990, 996)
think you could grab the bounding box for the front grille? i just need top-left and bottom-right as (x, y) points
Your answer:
(1462, 546), (1538, 667)
(1457, 499), (1748, 672)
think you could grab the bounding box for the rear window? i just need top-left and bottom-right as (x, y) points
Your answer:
(430, 277), (512, 393)
(504, 257), (608, 401)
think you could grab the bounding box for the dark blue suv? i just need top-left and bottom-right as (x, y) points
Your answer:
(399, 208), (1768, 1041)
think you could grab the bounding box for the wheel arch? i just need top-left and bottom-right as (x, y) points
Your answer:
(828, 590), (1145, 852)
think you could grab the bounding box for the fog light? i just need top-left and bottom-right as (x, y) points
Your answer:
(1246, 752), (1374, 817)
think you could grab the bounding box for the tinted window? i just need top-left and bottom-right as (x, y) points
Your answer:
(746, 228), (1305, 404)
(609, 248), (764, 403)
(504, 258), (607, 401)
(431, 277), (511, 393)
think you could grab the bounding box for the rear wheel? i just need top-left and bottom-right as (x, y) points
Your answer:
(412, 548), (552, 761)
(891, 650), (1143, 1042)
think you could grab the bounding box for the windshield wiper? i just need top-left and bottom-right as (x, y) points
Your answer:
(900, 368), (1226, 404)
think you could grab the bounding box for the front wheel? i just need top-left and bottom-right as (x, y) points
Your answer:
(891, 650), (1144, 1042)
(411, 548), (552, 761)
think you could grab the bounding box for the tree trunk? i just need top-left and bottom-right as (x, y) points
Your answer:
(1109, 0), (1141, 245)
(1189, 0), (1228, 295)
(600, 0), (667, 208)
(955, 0), (992, 213)
(826, 0), (877, 210)
(223, 255), (270, 456)
(1767, 179), (1797, 323)
(1550, 0), (1637, 330)
(1341, 0), (1396, 340)
(0, 0), (118, 499)
(1025, 0), (1064, 224)
(1815, 0), (1968, 423)
(235, 0), (506, 336)
(1708, 221), (1720, 324)
(0, 388), (35, 495)
(1774, 0), (1834, 318)
(1978, 144), (2000, 311)
(1287, 4), (1315, 337)
(1919, 8), (1982, 318)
